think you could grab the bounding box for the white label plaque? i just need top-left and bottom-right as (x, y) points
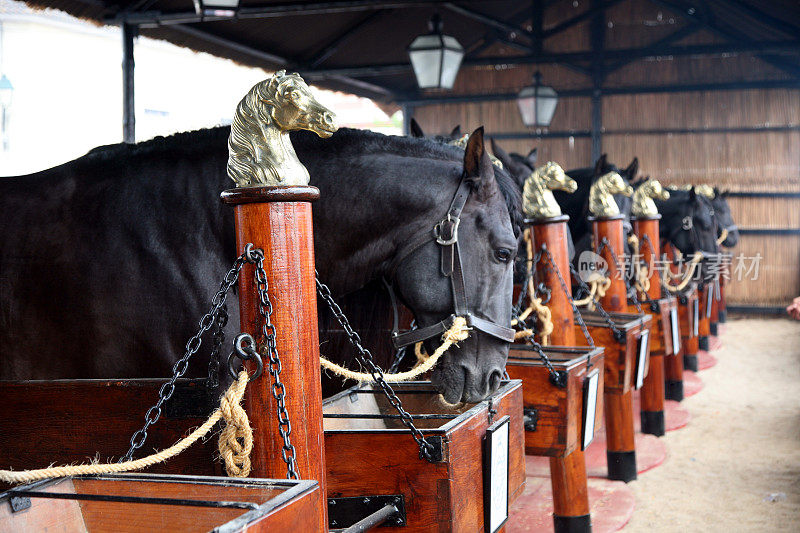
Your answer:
(635, 330), (649, 390)
(670, 306), (681, 353)
(582, 368), (600, 450)
(484, 415), (510, 533)
(693, 298), (700, 337)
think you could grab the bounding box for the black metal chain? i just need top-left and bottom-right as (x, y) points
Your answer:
(536, 246), (594, 347)
(597, 237), (643, 314)
(315, 273), (437, 462)
(247, 245), (299, 480)
(122, 253), (248, 462)
(206, 303), (229, 392)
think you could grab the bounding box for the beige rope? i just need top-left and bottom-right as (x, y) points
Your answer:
(628, 235), (651, 296)
(518, 228), (554, 345)
(716, 228), (728, 246)
(662, 252), (703, 292)
(0, 371), (253, 485)
(319, 316), (470, 382)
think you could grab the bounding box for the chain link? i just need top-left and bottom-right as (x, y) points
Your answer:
(206, 304), (229, 392)
(597, 237), (643, 314)
(248, 247), (299, 480)
(122, 254), (247, 462)
(315, 273), (437, 462)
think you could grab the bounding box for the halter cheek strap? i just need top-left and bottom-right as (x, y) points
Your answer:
(385, 176), (515, 350)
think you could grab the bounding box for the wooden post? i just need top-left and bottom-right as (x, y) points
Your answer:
(633, 216), (667, 436)
(529, 217), (591, 531)
(531, 216), (575, 346)
(221, 185), (327, 532)
(591, 215), (638, 481)
(698, 283), (712, 351)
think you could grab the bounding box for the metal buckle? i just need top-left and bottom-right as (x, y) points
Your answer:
(681, 216), (693, 231)
(435, 214), (460, 245)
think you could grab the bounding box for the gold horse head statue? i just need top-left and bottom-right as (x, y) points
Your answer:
(227, 70), (338, 187)
(589, 171), (633, 217)
(675, 183), (715, 199)
(632, 178), (670, 217)
(522, 161), (577, 219)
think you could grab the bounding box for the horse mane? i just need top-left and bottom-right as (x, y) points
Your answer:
(291, 128), (523, 237)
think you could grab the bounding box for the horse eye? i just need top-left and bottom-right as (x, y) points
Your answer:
(494, 248), (513, 263)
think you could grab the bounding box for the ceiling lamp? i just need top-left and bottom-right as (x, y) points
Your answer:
(407, 14), (464, 90)
(517, 71), (559, 128)
(193, 0), (239, 17)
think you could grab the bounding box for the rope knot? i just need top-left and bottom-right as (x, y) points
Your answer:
(218, 370), (254, 478)
(444, 316), (470, 343)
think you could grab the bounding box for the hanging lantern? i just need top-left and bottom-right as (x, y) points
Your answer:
(0, 75), (13, 108)
(407, 14), (464, 90)
(517, 71), (559, 128)
(193, 0), (240, 17)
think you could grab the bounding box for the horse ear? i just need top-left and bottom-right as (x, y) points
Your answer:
(624, 157), (639, 179)
(409, 118), (425, 138)
(689, 187), (697, 200)
(594, 154), (608, 177)
(450, 125), (462, 138)
(464, 127), (493, 182)
(526, 148), (538, 168)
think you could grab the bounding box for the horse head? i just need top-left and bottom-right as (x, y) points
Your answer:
(654, 187), (718, 257)
(589, 170), (633, 217)
(632, 177), (670, 217)
(522, 162), (576, 219)
(228, 71), (337, 187)
(710, 188), (738, 247)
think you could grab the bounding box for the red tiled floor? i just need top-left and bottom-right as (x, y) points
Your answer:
(632, 393), (691, 432)
(697, 350), (718, 370)
(507, 476), (635, 533)
(683, 370), (704, 397)
(709, 335), (723, 351)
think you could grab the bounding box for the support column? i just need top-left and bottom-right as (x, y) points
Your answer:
(633, 216), (666, 435)
(122, 23), (137, 144)
(221, 185), (327, 532)
(401, 103), (414, 136)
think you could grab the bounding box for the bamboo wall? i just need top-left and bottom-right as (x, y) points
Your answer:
(410, 1), (799, 308)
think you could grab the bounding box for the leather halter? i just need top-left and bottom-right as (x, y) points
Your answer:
(385, 176), (515, 350)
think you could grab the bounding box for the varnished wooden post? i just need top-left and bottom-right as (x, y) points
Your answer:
(221, 185), (327, 532)
(531, 216), (576, 346)
(530, 217), (591, 531)
(698, 284), (711, 351)
(591, 216), (638, 481)
(633, 216), (667, 436)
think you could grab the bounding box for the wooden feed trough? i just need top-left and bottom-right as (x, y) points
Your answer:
(0, 474), (322, 533)
(323, 380), (525, 532)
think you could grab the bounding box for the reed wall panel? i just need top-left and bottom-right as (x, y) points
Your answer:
(724, 235), (800, 306)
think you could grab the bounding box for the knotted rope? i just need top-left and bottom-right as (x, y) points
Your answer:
(628, 234), (651, 296)
(572, 275), (610, 310)
(319, 316), (470, 382)
(716, 228), (728, 246)
(0, 371), (254, 485)
(512, 229), (554, 345)
(662, 251), (703, 292)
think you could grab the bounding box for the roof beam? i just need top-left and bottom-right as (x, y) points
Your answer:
(719, 0), (800, 38)
(306, 10), (386, 68)
(111, 0), (468, 25)
(395, 78), (800, 105)
(305, 40), (800, 77)
(542, 0), (624, 39)
(442, 3), (533, 41)
(168, 25), (397, 100)
(606, 22), (701, 73)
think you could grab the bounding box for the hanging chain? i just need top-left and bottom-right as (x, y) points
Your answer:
(248, 245), (299, 480)
(122, 254), (247, 463)
(206, 303), (229, 392)
(315, 273), (437, 462)
(597, 237), (643, 314)
(536, 246), (594, 347)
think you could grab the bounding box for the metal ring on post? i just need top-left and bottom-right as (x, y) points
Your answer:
(228, 333), (264, 380)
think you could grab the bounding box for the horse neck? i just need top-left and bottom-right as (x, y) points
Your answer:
(257, 118), (309, 185)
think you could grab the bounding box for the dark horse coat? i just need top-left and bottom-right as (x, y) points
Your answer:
(0, 127), (521, 403)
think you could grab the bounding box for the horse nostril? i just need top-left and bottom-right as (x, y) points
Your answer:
(323, 112), (333, 125)
(488, 369), (503, 394)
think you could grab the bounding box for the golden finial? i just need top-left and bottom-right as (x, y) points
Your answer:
(589, 171), (633, 217)
(227, 70), (337, 188)
(449, 134), (504, 169)
(522, 161), (576, 219)
(632, 179), (670, 217)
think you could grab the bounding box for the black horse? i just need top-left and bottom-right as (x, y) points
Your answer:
(0, 126), (521, 404)
(652, 187), (719, 257)
(710, 188), (739, 248)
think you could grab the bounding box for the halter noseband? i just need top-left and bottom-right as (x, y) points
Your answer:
(385, 175), (515, 349)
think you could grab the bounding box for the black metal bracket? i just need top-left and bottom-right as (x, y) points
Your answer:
(8, 495), (31, 513)
(523, 407), (539, 432)
(421, 435), (445, 463)
(650, 301), (661, 313)
(613, 329), (627, 344)
(549, 370), (569, 388)
(328, 495), (406, 529)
